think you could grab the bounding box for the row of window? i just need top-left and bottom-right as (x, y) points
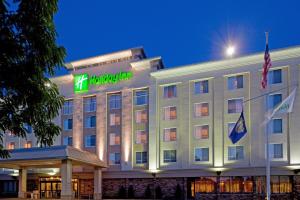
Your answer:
(6, 141), (32, 150)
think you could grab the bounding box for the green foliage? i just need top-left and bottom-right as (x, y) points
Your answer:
(0, 0), (66, 157)
(127, 185), (135, 198)
(117, 185), (126, 198)
(144, 184), (152, 199)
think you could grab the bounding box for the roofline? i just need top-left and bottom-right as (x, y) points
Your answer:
(150, 45), (300, 79)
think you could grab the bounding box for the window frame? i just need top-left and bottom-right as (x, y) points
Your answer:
(163, 150), (177, 163)
(194, 80), (209, 95)
(227, 98), (244, 114)
(85, 135), (96, 148)
(194, 147), (209, 162)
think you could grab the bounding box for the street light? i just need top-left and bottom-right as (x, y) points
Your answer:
(225, 45), (236, 58)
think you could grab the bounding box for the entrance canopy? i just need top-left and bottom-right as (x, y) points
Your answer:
(0, 145), (106, 169)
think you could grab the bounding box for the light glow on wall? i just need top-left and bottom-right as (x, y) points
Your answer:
(124, 130), (130, 162)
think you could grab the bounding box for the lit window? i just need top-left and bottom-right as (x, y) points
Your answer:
(164, 128), (177, 142)
(85, 116), (96, 128)
(63, 118), (73, 130)
(136, 130), (147, 144)
(270, 176), (292, 193)
(194, 125), (209, 139)
(228, 146), (244, 160)
(134, 90), (148, 105)
(136, 152), (147, 164)
(135, 110), (147, 124)
(63, 136), (73, 146)
(163, 85), (177, 99)
(228, 99), (243, 114)
(270, 144), (283, 159)
(163, 150), (176, 163)
(194, 80), (209, 94)
(192, 177), (217, 194)
(268, 94), (282, 109)
(228, 75), (243, 90)
(109, 113), (121, 126)
(109, 94), (121, 110)
(109, 133), (120, 146)
(194, 103), (209, 117)
(63, 99), (73, 115)
(85, 135), (96, 147)
(7, 142), (15, 150)
(195, 148), (209, 161)
(270, 119), (282, 134)
(163, 106), (177, 120)
(109, 153), (121, 165)
(24, 141), (32, 148)
(268, 69), (282, 85)
(84, 96), (96, 112)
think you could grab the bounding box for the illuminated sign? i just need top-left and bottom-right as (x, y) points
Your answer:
(74, 71), (133, 93)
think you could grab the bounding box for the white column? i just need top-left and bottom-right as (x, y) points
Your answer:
(18, 168), (27, 198)
(94, 167), (102, 200)
(61, 159), (72, 200)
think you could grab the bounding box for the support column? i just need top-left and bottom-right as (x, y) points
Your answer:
(18, 168), (27, 198)
(94, 167), (102, 200)
(61, 159), (72, 200)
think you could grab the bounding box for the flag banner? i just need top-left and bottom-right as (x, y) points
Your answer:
(229, 111), (247, 144)
(261, 39), (272, 89)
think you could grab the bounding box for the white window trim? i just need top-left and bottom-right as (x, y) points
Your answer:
(135, 109), (147, 124)
(269, 143), (284, 161)
(135, 151), (147, 164)
(193, 79), (209, 95)
(194, 147), (209, 162)
(226, 75), (244, 91)
(163, 127), (177, 142)
(135, 130), (147, 144)
(193, 125), (209, 140)
(162, 106), (177, 121)
(227, 97), (244, 114)
(228, 146), (244, 161)
(163, 149), (177, 163)
(194, 102), (209, 118)
(270, 118), (283, 134)
(109, 153), (121, 165)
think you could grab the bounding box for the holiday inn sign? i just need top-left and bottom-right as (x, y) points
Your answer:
(74, 71), (133, 93)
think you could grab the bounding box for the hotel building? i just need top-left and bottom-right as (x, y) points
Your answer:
(1, 46), (300, 199)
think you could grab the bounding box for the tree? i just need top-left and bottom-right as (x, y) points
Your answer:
(0, 0), (65, 158)
(127, 185), (135, 198)
(144, 184), (152, 199)
(118, 185), (126, 198)
(175, 184), (182, 200)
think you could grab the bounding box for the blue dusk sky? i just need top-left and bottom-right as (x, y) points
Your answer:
(54, 0), (300, 75)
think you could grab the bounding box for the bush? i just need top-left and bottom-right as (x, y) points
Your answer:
(128, 185), (135, 198)
(155, 185), (162, 199)
(175, 184), (182, 200)
(118, 185), (126, 198)
(144, 184), (152, 199)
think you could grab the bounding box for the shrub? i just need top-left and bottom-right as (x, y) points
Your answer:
(175, 184), (182, 200)
(155, 185), (162, 199)
(118, 185), (126, 198)
(144, 184), (152, 199)
(128, 185), (135, 198)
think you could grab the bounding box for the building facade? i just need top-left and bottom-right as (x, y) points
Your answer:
(1, 46), (300, 199)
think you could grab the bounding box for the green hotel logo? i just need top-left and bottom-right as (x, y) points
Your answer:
(73, 71), (133, 93)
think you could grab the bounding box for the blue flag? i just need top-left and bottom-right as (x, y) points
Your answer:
(229, 111), (247, 144)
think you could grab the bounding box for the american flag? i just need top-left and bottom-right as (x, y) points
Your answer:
(261, 43), (272, 89)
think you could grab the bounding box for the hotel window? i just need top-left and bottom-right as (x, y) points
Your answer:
(63, 136), (73, 146)
(134, 90), (148, 105)
(270, 143), (283, 159)
(109, 133), (120, 145)
(191, 177), (217, 195)
(228, 146), (244, 160)
(136, 130), (147, 144)
(109, 113), (121, 126)
(85, 135), (96, 147)
(164, 128), (177, 142)
(24, 141), (32, 148)
(7, 142), (15, 150)
(109, 153), (121, 165)
(271, 176), (292, 193)
(194, 80), (209, 95)
(195, 148), (209, 161)
(228, 98), (243, 114)
(63, 118), (73, 130)
(85, 116), (96, 128)
(219, 176), (251, 193)
(194, 103), (209, 117)
(109, 94), (121, 110)
(270, 119), (282, 134)
(135, 110), (147, 124)
(63, 99), (73, 115)
(268, 69), (282, 85)
(84, 96), (96, 112)
(163, 106), (177, 120)
(163, 150), (176, 163)
(268, 94), (282, 109)
(24, 123), (32, 134)
(163, 85), (177, 99)
(227, 75), (243, 90)
(194, 125), (209, 139)
(136, 152), (147, 164)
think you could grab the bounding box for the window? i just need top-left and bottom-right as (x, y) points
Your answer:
(191, 177), (217, 195)
(63, 99), (73, 115)
(194, 103), (209, 117)
(63, 136), (73, 146)
(268, 94), (282, 109)
(228, 75), (243, 90)
(270, 176), (292, 193)
(163, 106), (177, 120)
(109, 94), (121, 109)
(164, 128), (177, 142)
(270, 144), (283, 159)
(228, 99), (243, 113)
(194, 80), (209, 94)
(109, 113), (121, 126)
(134, 90), (148, 105)
(85, 116), (96, 128)
(136, 130), (147, 144)
(109, 133), (120, 145)
(85, 135), (96, 147)
(194, 125), (209, 139)
(270, 119), (282, 134)
(195, 148), (209, 161)
(63, 118), (73, 130)
(163, 150), (176, 163)
(7, 142), (15, 150)
(136, 152), (147, 164)
(228, 146), (244, 160)
(24, 123), (32, 134)
(163, 85), (177, 98)
(219, 177), (252, 193)
(109, 153), (121, 165)
(135, 110), (147, 124)
(268, 69), (282, 84)
(84, 96), (96, 112)
(24, 141), (32, 148)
